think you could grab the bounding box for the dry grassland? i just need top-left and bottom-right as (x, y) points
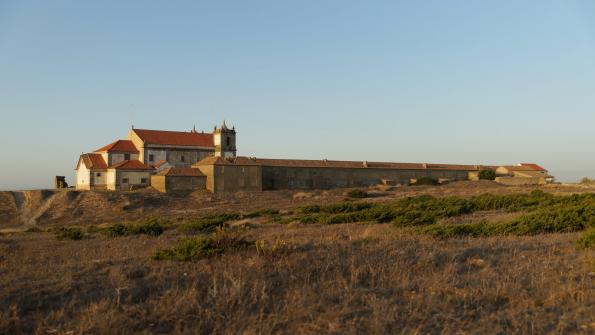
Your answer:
(0, 182), (594, 334)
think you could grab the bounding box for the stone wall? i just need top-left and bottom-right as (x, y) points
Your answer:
(212, 165), (262, 193)
(495, 176), (545, 186)
(107, 170), (152, 191)
(261, 166), (470, 190)
(151, 175), (206, 193)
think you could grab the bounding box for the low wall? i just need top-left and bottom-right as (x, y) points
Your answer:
(495, 176), (544, 186)
(261, 166), (470, 190)
(151, 175), (206, 193)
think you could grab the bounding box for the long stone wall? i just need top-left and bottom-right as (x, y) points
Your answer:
(261, 166), (470, 190)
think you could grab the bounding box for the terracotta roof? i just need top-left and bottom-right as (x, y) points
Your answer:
(78, 153), (108, 170)
(194, 156), (481, 171)
(109, 160), (155, 170)
(520, 163), (547, 172)
(156, 167), (205, 177)
(501, 165), (535, 172)
(425, 163), (479, 171)
(95, 140), (139, 153)
(152, 160), (169, 169)
(514, 170), (553, 178)
(193, 156), (261, 166)
(253, 158), (481, 170)
(132, 129), (214, 147)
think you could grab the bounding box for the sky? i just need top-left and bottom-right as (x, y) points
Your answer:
(1, 0), (595, 190)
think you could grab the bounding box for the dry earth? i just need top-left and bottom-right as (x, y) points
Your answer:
(0, 181), (594, 334)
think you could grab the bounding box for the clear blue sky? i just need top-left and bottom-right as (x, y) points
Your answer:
(1, 0), (595, 190)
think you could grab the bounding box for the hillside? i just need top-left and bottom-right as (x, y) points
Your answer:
(1, 182), (594, 334)
(2, 181), (594, 230)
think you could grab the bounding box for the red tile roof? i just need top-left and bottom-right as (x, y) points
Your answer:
(152, 160), (169, 169)
(193, 156), (261, 166)
(132, 129), (214, 147)
(156, 167), (205, 177)
(194, 156), (481, 171)
(109, 160), (155, 170)
(520, 163), (547, 172)
(78, 153), (108, 170)
(95, 140), (139, 153)
(501, 165), (535, 172)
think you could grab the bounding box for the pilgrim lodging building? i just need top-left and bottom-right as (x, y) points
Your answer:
(75, 121), (554, 193)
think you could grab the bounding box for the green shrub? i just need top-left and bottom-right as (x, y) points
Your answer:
(103, 218), (168, 237)
(577, 228), (595, 249)
(410, 177), (439, 186)
(292, 191), (595, 233)
(180, 213), (241, 232)
(478, 170), (497, 180)
(418, 204), (595, 238)
(154, 233), (251, 261)
(300, 202), (372, 215)
(243, 209), (280, 218)
(299, 205), (321, 214)
(347, 189), (368, 199)
(54, 227), (86, 240)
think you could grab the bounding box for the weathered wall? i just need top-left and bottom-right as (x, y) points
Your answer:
(151, 176), (167, 192)
(143, 146), (213, 167)
(151, 175), (207, 193)
(106, 170), (117, 190)
(92, 171), (106, 186)
(108, 152), (140, 166)
(76, 165), (90, 190)
(196, 165), (215, 192)
(211, 165), (262, 193)
(261, 166), (470, 190)
(495, 176), (545, 186)
(107, 170), (152, 191)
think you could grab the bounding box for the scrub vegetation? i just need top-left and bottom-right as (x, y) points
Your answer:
(103, 218), (169, 237)
(1, 183), (594, 334)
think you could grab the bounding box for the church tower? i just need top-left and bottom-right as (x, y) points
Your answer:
(214, 121), (237, 158)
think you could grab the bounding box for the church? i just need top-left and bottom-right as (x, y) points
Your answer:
(75, 121), (237, 191)
(75, 121), (553, 192)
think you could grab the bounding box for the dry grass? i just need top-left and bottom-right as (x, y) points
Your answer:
(1, 183), (595, 334)
(0, 224), (593, 334)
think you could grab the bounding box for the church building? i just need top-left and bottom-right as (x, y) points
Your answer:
(75, 122), (236, 190)
(75, 121), (553, 192)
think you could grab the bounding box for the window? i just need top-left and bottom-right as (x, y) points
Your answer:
(122, 178), (129, 184)
(149, 154), (154, 162)
(141, 178), (147, 183)
(96, 173), (102, 177)
(226, 136), (230, 146)
(181, 155), (185, 162)
(124, 153), (130, 160)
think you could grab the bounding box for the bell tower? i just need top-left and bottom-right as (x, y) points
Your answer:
(214, 120), (237, 158)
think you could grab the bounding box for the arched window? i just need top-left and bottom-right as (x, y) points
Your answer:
(226, 136), (231, 147)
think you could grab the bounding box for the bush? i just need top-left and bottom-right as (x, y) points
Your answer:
(478, 170), (497, 180)
(103, 218), (168, 237)
(243, 209), (280, 218)
(300, 202), (373, 215)
(293, 191), (595, 233)
(418, 204), (595, 238)
(54, 227), (86, 240)
(180, 213), (241, 233)
(154, 233), (251, 261)
(577, 228), (595, 249)
(410, 177), (439, 186)
(347, 189), (368, 199)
